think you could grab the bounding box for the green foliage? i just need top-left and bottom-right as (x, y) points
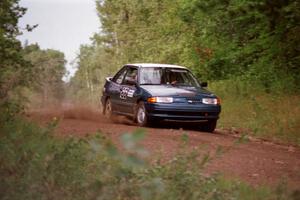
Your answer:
(0, 118), (90, 199)
(1, 119), (296, 199)
(0, 0), (33, 114)
(23, 44), (66, 107)
(67, 44), (116, 104)
(179, 0), (300, 91)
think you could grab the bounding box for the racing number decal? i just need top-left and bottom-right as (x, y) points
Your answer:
(120, 87), (129, 99)
(120, 87), (135, 100)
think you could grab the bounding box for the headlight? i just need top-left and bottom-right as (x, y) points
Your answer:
(202, 98), (221, 105)
(147, 97), (173, 103)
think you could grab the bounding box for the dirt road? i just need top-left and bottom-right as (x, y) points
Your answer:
(29, 106), (300, 190)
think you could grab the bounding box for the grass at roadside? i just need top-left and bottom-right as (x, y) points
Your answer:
(210, 80), (300, 146)
(1, 117), (298, 199)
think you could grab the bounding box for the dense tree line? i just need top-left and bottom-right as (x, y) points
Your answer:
(23, 44), (66, 107)
(0, 0), (66, 119)
(70, 0), (300, 102)
(0, 0), (33, 114)
(67, 44), (115, 103)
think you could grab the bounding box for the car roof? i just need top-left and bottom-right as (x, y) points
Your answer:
(126, 63), (187, 69)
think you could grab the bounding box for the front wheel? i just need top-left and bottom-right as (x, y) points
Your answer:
(200, 119), (217, 133)
(135, 102), (151, 127)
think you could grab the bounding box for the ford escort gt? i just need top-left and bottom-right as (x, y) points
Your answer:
(101, 63), (221, 132)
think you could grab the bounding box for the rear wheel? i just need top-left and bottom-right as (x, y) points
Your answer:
(103, 98), (113, 119)
(135, 102), (151, 127)
(200, 120), (217, 133)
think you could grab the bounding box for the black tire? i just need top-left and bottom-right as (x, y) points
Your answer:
(103, 98), (113, 119)
(135, 102), (151, 127)
(200, 120), (217, 133)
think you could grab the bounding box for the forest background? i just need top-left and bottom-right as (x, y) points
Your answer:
(69, 0), (300, 144)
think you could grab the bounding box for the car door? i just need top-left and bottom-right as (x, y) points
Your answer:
(118, 67), (139, 114)
(109, 66), (127, 113)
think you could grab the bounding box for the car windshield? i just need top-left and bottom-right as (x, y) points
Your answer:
(139, 67), (200, 87)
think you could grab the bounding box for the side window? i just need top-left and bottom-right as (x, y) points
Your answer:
(113, 68), (127, 84)
(123, 67), (138, 85)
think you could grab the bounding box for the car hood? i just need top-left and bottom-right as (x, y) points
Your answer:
(140, 85), (216, 98)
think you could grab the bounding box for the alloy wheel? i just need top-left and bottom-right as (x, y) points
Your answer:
(137, 107), (146, 125)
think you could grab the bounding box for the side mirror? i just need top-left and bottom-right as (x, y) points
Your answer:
(200, 82), (208, 87)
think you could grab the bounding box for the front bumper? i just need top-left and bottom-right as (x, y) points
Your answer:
(145, 102), (221, 121)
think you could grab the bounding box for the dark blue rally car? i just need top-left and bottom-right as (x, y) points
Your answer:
(101, 63), (221, 132)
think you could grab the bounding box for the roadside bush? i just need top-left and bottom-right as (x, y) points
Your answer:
(0, 118), (90, 199)
(0, 118), (296, 199)
(210, 80), (300, 145)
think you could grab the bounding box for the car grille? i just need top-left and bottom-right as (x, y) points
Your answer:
(186, 97), (202, 104)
